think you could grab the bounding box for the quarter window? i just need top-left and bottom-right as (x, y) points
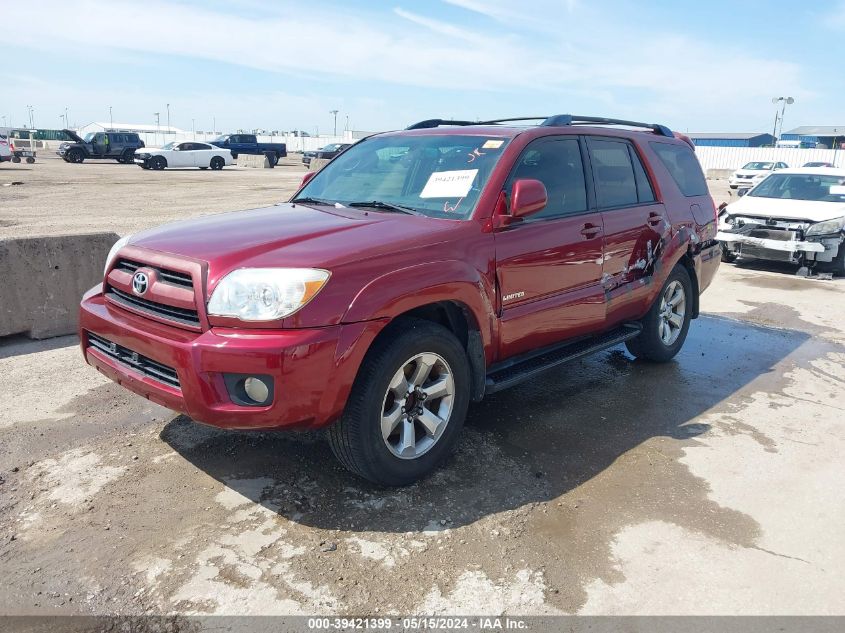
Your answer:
(650, 142), (708, 197)
(588, 139), (641, 208)
(506, 138), (588, 220)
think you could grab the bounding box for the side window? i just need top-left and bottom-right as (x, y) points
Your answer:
(243, 135), (257, 144)
(229, 135), (239, 143)
(629, 146), (655, 203)
(649, 142), (708, 197)
(587, 138), (639, 208)
(506, 138), (588, 220)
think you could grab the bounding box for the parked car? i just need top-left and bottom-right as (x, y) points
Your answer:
(803, 161), (835, 168)
(79, 114), (720, 485)
(134, 141), (233, 171)
(728, 161), (787, 189)
(57, 130), (145, 164)
(302, 143), (353, 167)
(208, 134), (287, 166)
(0, 134), (11, 164)
(717, 167), (845, 274)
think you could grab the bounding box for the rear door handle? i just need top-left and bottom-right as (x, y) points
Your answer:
(648, 212), (664, 226)
(580, 223), (602, 238)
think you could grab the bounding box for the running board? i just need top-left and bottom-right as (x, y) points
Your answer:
(485, 323), (642, 394)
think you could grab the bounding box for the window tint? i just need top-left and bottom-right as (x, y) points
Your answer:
(650, 142), (708, 197)
(629, 146), (655, 203)
(507, 138), (588, 219)
(194, 143), (211, 150)
(588, 139), (639, 208)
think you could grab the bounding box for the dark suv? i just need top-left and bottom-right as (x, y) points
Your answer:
(80, 114), (720, 485)
(57, 129), (145, 164)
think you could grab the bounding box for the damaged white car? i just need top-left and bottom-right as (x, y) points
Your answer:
(717, 168), (845, 275)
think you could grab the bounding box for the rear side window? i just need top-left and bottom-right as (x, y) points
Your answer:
(588, 138), (654, 208)
(650, 142), (708, 197)
(507, 138), (588, 220)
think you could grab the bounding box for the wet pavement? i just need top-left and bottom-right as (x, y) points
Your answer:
(0, 264), (843, 616)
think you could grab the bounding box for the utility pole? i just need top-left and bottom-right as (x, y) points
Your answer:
(109, 106), (113, 130)
(213, 116), (216, 135)
(329, 110), (339, 136)
(192, 118), (195, 140)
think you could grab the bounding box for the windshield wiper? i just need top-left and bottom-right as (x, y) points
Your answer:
(347, 200), (421, 215)
(291, 196), (336, 206)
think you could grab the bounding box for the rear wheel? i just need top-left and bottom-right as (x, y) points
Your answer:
(327, 318), (470, 486)
(12, 156), (21, 163)
(720, 244), (737, 263)
(625, 266), (693, 362)
(210, 156), (224, 170)
(25, 156), (35, 164)
(151, 156), (167, 170)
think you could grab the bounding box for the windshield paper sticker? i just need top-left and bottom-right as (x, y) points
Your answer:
(482, 139), (504, 149)
(420, 169), (478, 198)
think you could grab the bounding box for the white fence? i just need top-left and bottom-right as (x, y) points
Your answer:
(695, 146), (845, 171)
(128, 132), (352, 152)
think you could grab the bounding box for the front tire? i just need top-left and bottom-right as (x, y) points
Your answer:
(327, 318), (470, 486)
(625, 265), (693, 362)
(151, 156), (167, 170)
(67, 149), (84, 163)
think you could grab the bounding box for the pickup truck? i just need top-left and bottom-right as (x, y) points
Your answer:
(208, 134), (287, 165)
(80, 114), (720, 486)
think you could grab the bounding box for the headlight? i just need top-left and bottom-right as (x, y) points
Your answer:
(207, 268), (330, 321)
(805, 217), (845, 237)
(104, 235), (131, 275)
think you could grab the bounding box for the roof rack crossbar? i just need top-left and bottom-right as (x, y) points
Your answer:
(405, 119), (478, 130)
(542, 114), (673, 137)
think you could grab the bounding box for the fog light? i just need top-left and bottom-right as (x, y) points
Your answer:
(244, 377), (270, 404)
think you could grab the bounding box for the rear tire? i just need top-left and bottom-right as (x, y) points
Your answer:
(12, 156), (21, 163)
(720, 244), (737, 263)
(625, 265), (693, 362)
(327, 318), (470, 486)
(25, 157), (35, 164)
(210, 156), (224, 170)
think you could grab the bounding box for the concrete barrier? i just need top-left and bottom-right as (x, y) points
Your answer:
(0, 232), (118, 339)
(706, 168), (733, 180)
(236, 154), (271, 168)
(308, 158), (331, 172)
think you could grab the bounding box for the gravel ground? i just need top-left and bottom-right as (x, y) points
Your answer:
(0, 156), (843, 618)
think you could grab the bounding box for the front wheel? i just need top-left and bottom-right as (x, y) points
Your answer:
(625, 265), (693, 362)
(26, 157), (35, 164)
(327, 318), (470, 486)
(151, 156), (167, 170)
(67, 150), (84, 163)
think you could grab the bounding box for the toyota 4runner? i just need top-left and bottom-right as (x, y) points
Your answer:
(79, 115), (720, 485)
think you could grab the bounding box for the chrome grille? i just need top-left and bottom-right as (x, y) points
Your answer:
(105, 286), (201, 327)
(115, 259), (193, 288)
(87, 332), (180, 389)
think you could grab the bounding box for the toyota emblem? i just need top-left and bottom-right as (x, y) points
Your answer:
(132, 271), (149, 295)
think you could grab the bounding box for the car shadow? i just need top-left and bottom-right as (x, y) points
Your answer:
(161, 314), (809, 533)
(730, 258), (844, 281)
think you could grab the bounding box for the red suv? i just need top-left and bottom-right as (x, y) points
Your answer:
(79, 115), (720, 485)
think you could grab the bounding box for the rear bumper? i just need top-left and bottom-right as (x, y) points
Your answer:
(79, 288), (384, 430)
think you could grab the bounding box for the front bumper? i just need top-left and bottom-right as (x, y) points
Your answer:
(717, 230), (825, 254)
(79, 288), (383, 430)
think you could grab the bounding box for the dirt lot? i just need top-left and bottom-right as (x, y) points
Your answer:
(0, 156), (843, 617)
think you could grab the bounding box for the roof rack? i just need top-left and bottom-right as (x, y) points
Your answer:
(405, 115), (673, 137)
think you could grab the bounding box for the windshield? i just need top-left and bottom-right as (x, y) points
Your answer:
(295, 134), (511, 219)
(161, 142), (176, 150)
(83, 133), (96, 142)
(748, 173), (845, 202)
(211, 136), (227, 142)
(742, 162), (774, 170)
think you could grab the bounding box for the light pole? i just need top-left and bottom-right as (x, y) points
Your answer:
(109, 106), (113, 129)
(166, 103), (170, 132)
(329, 109), (339, 136)
(771, 96), (795, 143)
(26, 105), (34, 129)
(154, 112), (160, 145)
(2, 115), (6, 128)
(192, 118), (195, 140)
(213, 116), (216, 135)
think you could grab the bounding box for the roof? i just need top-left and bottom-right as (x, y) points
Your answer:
(783, 126), (845, 136)
(688, 132), (772, 140)
(84, 121), (184, 133)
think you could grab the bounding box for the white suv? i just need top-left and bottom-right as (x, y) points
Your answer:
(728, 161), (788, 189)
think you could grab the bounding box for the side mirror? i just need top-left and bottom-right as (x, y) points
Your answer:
(510, 179), (548, 218)
(300, 171), (318, 187)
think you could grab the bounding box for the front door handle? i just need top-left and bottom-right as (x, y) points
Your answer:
(648, 212), (664, 226)
(580, 223), (602, 238)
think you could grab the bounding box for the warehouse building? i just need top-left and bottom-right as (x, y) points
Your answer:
(688, 132), (776, 148)
(779, 126), (845, 149)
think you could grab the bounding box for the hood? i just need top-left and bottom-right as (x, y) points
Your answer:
(62, 128), (84, 143)
(129, 203), (464, 283)
(725, 195), (845, 223)
(733, 168), (771, 177)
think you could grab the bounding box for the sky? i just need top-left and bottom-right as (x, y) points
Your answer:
(2, 0), (844, 136)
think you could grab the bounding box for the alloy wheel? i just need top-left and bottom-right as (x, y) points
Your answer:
(658, 280), (686, 346)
